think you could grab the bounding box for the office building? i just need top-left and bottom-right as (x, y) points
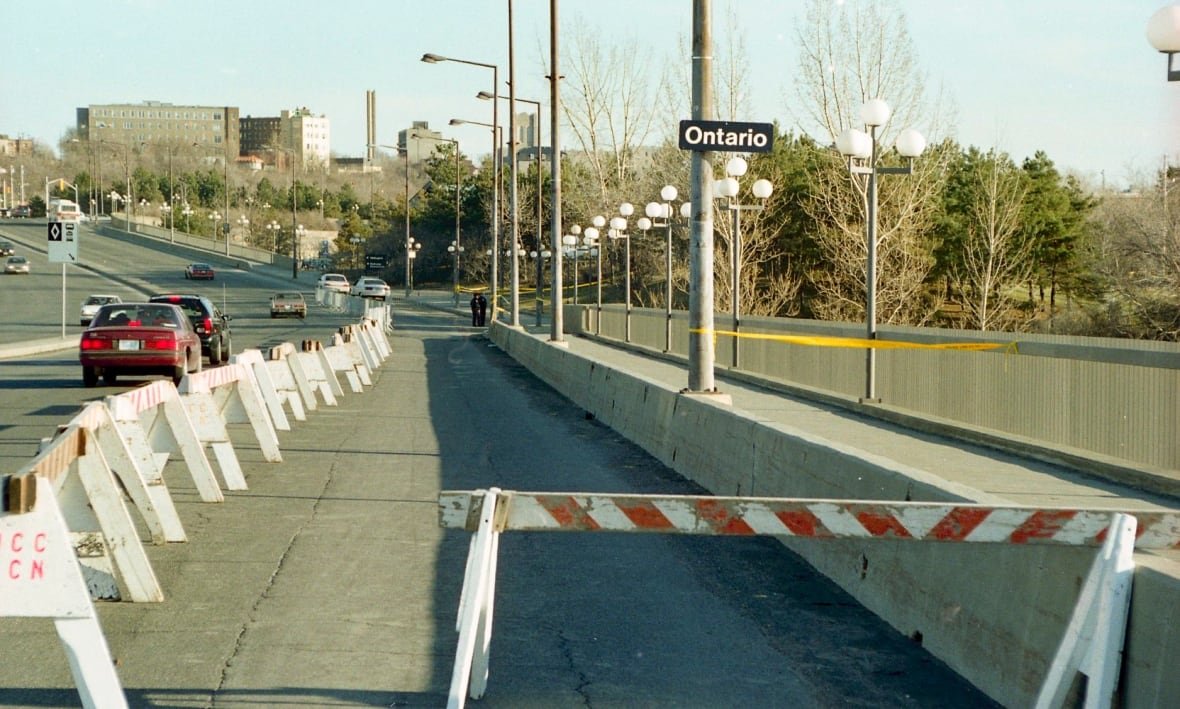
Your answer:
(76, 101), (240, 157)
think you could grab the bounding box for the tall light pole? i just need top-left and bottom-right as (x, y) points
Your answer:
(479, 91), (545, 326)
(836, 98), (926, 403)
(646, 186), (690, 353)
(1148, 5), (1180, 80)
(423, 52), (500, 318)
(449, 240), (465, 303)
(561, 224), (582, 305)
(266, 220), (281, 253)
(715, 157), (773, 369)
(548, 0), (566, 343)
(587, 216), (605, 335)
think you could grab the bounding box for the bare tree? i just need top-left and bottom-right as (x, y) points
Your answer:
(791, 0), (952, 326)
(949, 149), (1033, 331)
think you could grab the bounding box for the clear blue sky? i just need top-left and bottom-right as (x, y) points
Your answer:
(3, 0), (1176, 189)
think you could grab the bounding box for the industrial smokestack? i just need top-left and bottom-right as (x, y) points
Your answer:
(366, 90), (376, 164)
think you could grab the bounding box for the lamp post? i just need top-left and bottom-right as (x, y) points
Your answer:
(448, 241), (465, 302)
(1148, 5), (1180, 80)
(562, 224), (582, 304)
(406, 237), (422, 293)
(836, 98), (926, 403)
(295, 224), (307, 272)
(351, 236), (362, 269)
(424, 52), (500, 319)
(266, 220), (281, 253)
(181, 203), (193, 233)
(587, 216), (605, 334)
(646, 186), (691, 353)
(715, 157), (773, 369)
(236, 214), (249, 249)
(479, 91), (545, 326)
(608, 203), (635, 342)
(210, 211), (222, 242)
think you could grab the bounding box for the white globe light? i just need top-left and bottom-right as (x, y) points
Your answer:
(725, 156), (748, 177)
(719, 177), (740, 198)
(591, 215), (606, 227)
(609, 216), (627, 231)
(562, 234), (577, 246)
(836, 128), (872, 159)
(860, 98), (891, 127)
(645, 201), (662, 218)
(1147, 5), (1180, 51)
(584, 227), (599, 240)
(570, 224), (581, 235)
(637, 217), (652, 230)
(660, 185), (678, 202)
(752, 179), (773, 200)
(618, 202), (634, 216)
(895, 128), (927, 158)
(680, 202), (692, 218)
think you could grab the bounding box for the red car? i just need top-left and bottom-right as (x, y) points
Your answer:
(185, 262), (215, 280)
(79, 302), (203, 386)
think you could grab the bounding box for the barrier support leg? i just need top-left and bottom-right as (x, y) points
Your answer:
(1035, 512), (1137, 709)
(448, 488), (501, 709)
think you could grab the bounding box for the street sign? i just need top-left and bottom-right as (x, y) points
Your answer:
(46, 221), (79, 263)
(678, 119), (775, 153)
(365, 253), (386, 270)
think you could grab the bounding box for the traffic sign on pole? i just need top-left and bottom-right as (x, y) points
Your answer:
(47, 221), (79, 263)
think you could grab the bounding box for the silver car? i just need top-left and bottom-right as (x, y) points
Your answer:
(81, 294), (124, 326)
(4, 255), (30, 274)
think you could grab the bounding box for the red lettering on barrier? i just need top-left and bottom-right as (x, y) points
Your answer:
(34, 532), (46, 553)
(8, 559), (18, 579)
(2, 529), (52, 580)
(10, 532), (23, 553)
(29, 559), (44, 580)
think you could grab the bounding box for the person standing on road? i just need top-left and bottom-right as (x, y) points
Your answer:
(470, 293), (480, 326)
(476, 293), (488, 326)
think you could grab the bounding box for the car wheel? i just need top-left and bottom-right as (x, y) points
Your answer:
(192, 348), (203, 374)
(102, 369), (118, 385)
(172, 364), (185, 386)
(209, 335), (223, 364)
(184, 272), (189, 279)
(82, 366), (97, 387)
(221, 334), (232, 362)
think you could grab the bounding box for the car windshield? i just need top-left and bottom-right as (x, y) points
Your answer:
(85, 296), (117, 306)
(93, 305), (181, 328)
(9, 257), (26, 264)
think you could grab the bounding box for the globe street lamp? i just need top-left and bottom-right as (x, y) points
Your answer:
(448, 241), (465, 303)
(715, 157), (773, 369)
(588, 215), (606, 334)
(1148, 5), (1180, 80)
(646, 186), (691, 353)
(236, 214), (250, 250)
(836, 98), (926, 403)
(561, 224), (582, 304)
(295, 224), (307, 272)
(266, 220), (281, 254)
(407, 237), (422, 294)
(210, 211), (222, 243)
(181, 203), (193, 233)
(609, 203), (635, 342)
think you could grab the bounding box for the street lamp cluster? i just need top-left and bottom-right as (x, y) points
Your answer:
(1147, 5), (1180, 80)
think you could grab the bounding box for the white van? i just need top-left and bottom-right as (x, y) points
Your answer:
(48, 199), (83, 222)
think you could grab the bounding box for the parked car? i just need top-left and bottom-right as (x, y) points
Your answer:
(317, 273), (350, 294)
(350, 276), (391, 300)
(11, 205), (31, 218)
(4, 255), (30, 274)
(184, 263), (215, 280)
(148, 294), (233, 364)
(79, 302), (202, 387)
(80, 294), (124, 326)
(0, 240), (14, 256)
(269, 291), (307, 319)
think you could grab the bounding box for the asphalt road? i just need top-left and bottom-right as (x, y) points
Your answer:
(0, 222), (999, 707)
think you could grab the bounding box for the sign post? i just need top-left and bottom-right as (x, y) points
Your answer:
(47, 221), (80, 337)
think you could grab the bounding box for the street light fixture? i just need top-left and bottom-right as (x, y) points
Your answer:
(181, 203), (194, 232)
(836, 98), (926, 403)
(406, 237), (423, 294)
(266, 220), (281, 253)
(448, 241), (465, 302)
(295, 224), (307, 272)
(1147, 5), (1180, 80)
(588, 215), (606, 334)
(715, 157), (773, 368)
(210, 211), (222, 242)
(424, 52), (501, 318)
(236, 214), (250, 249)
(478, 90), (545, 326)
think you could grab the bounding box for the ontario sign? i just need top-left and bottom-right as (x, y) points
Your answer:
(678, 119), (775, 153)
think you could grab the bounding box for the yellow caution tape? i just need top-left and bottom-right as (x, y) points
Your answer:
(690, 328), (1017, 353)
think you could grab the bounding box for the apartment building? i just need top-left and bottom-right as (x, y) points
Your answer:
(241, 107), (330, 170)
(76, 101), (240, 157)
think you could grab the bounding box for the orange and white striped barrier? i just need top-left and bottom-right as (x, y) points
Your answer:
(438, 490), (1180, 709)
